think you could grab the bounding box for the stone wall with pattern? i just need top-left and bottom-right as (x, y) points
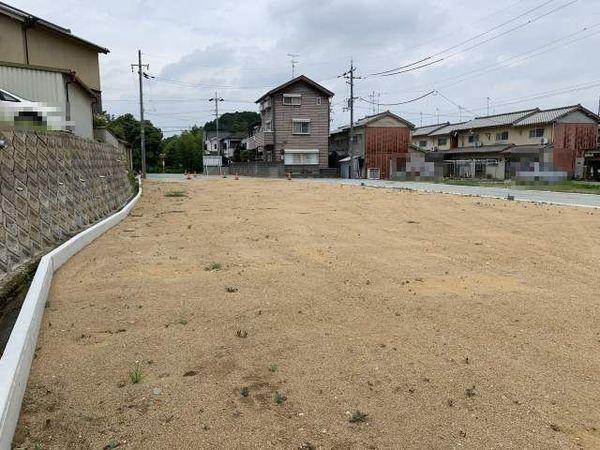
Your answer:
(0, 129), (133, 287)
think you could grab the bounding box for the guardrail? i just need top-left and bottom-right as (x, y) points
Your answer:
(0, 179), (142, 449)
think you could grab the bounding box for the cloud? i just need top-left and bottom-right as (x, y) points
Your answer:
(11, 0), (600, 133)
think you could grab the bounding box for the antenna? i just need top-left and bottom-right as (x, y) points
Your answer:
(287, 53), (300, 78)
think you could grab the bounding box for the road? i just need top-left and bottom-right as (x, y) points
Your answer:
(148, 174), (600, 208)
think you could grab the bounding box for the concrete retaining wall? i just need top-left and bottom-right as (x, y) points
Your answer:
(0, 179), (141, 449)
(0, 129), (133, 290)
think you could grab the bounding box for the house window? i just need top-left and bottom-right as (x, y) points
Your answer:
(419, 140), (427, 147)
(529, 128), (544, 138)
(213, 143), (217, 150)
(292, 119), (310, 135)
(283, 94), (302, 106)
(496, 131), (509, 141)
(468, 134), (479, 144)
(284, 149), (319, 165)
(437, 138), (447, 146)
(264, 120), (272, 132)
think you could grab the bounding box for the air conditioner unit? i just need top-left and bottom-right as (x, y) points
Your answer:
(540, 138), (548, 145)
(432, 146), (438, 151)
(477, 142), (483, 147)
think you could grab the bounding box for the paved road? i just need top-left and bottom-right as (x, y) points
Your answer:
(300, 179), (600, 208)
(148, 174), (600, 208)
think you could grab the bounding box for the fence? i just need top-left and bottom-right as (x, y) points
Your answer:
(229, 162), (284, 178)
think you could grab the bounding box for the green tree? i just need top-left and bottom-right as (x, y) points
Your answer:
(104, 113), (164, 173)
(163, 126), (204, 173)
(204, 111), (260, 133)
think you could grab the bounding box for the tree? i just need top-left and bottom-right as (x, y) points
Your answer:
(162, 126), (204, 173)
(204, 111), (260, 134)
(103, 113), (164, 173)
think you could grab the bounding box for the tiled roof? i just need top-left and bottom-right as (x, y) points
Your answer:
(450, 109), (538, 132)
(412, 122), (450, 137)
(512, 105), (580, 126)
(428, 122), (469, 136)
(444, 144), (511, 155)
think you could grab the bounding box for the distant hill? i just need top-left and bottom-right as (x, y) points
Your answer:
(204, 111), (261, 134)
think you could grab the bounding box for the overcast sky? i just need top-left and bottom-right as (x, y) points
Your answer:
(11, 0), (600, 135)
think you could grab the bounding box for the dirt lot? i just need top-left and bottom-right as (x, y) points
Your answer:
(13, 178), (600, 449)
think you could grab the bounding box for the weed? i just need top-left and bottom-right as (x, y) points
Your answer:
(349, 410), (369, 423)
(226, 286), (239, 293)
(465, 386), (477, 398)
(103, 440), (120, 450)
(274, 391), (287, 405)
(240, 386), (250, 397)
(300, 443), (316, 450)
(129, 361), (143, 384)
(164, 190), (187, 198)
(268, 364), (278, 372)
(236, 330), (248, 339)
(205, 262), (222, 272)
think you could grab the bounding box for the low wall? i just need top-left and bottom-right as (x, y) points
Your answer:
(0, 129), (133, 290)
(0, 180), (142, 449)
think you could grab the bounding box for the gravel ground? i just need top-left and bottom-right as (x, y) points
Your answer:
(14, 178), (600, 449)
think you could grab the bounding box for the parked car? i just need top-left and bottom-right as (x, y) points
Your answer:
(0, 88), (64, 130)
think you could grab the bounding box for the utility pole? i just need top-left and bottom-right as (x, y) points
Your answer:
(486, 96), (491, 116)
(131, 50), (149, 178)
(420, 112), (423, 127)
(339, 59), (361, 178)
(436, 107), (440, 124)
(208, 92), (224, 156)
(287, 53), (299, 78)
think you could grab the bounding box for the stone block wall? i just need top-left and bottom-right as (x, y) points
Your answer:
(0, 129), (133, 286)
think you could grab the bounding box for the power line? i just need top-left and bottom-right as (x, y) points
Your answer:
(359, 90), (436, 106)
(370, 0), (556, 76)
(373, 0), (578, 77)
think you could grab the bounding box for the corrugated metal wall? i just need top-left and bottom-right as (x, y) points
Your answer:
(364, 127), (411, 180)
(0, 65), (66, 109)
(553, 123), (598, 175)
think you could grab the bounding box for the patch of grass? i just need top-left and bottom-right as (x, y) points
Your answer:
(164, 190), (187, 198)
(205, 262), (222, 272)
(349, 410), (369, 423)
(129, 361), (143, 384)
(268, 364), (278, 372)
(465, 386), (477, 398)
(103, 440), (120, 450)
(274, 391), (287, 405)
(240, 386), (250, 397)
(236, 330), (248, 339)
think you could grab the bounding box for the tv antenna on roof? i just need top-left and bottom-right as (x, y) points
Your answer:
(287, 53), (300, 78)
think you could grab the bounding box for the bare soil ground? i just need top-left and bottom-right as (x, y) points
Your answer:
(14, 178), (600, 449)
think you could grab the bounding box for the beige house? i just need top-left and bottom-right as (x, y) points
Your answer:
(412, 122), (450, 151)
(0, 2), (108, 109)
(414, 105), (599, 178)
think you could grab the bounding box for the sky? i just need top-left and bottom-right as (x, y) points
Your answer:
(10, 0), (600, 135)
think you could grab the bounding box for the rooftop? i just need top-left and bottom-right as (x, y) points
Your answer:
(256, 75), (334, 103)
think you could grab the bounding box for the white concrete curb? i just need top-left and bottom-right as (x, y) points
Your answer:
(0, 179), (142, 449)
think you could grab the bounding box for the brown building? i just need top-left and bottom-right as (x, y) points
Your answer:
(255, 75), (334, 175)
(0, 2), (109, 109)
(330, 111), (415, 179)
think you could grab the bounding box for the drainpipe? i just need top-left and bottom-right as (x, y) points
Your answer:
(22, 17), (38, 65)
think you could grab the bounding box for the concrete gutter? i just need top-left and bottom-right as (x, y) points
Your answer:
(0, 180), (142, 449)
